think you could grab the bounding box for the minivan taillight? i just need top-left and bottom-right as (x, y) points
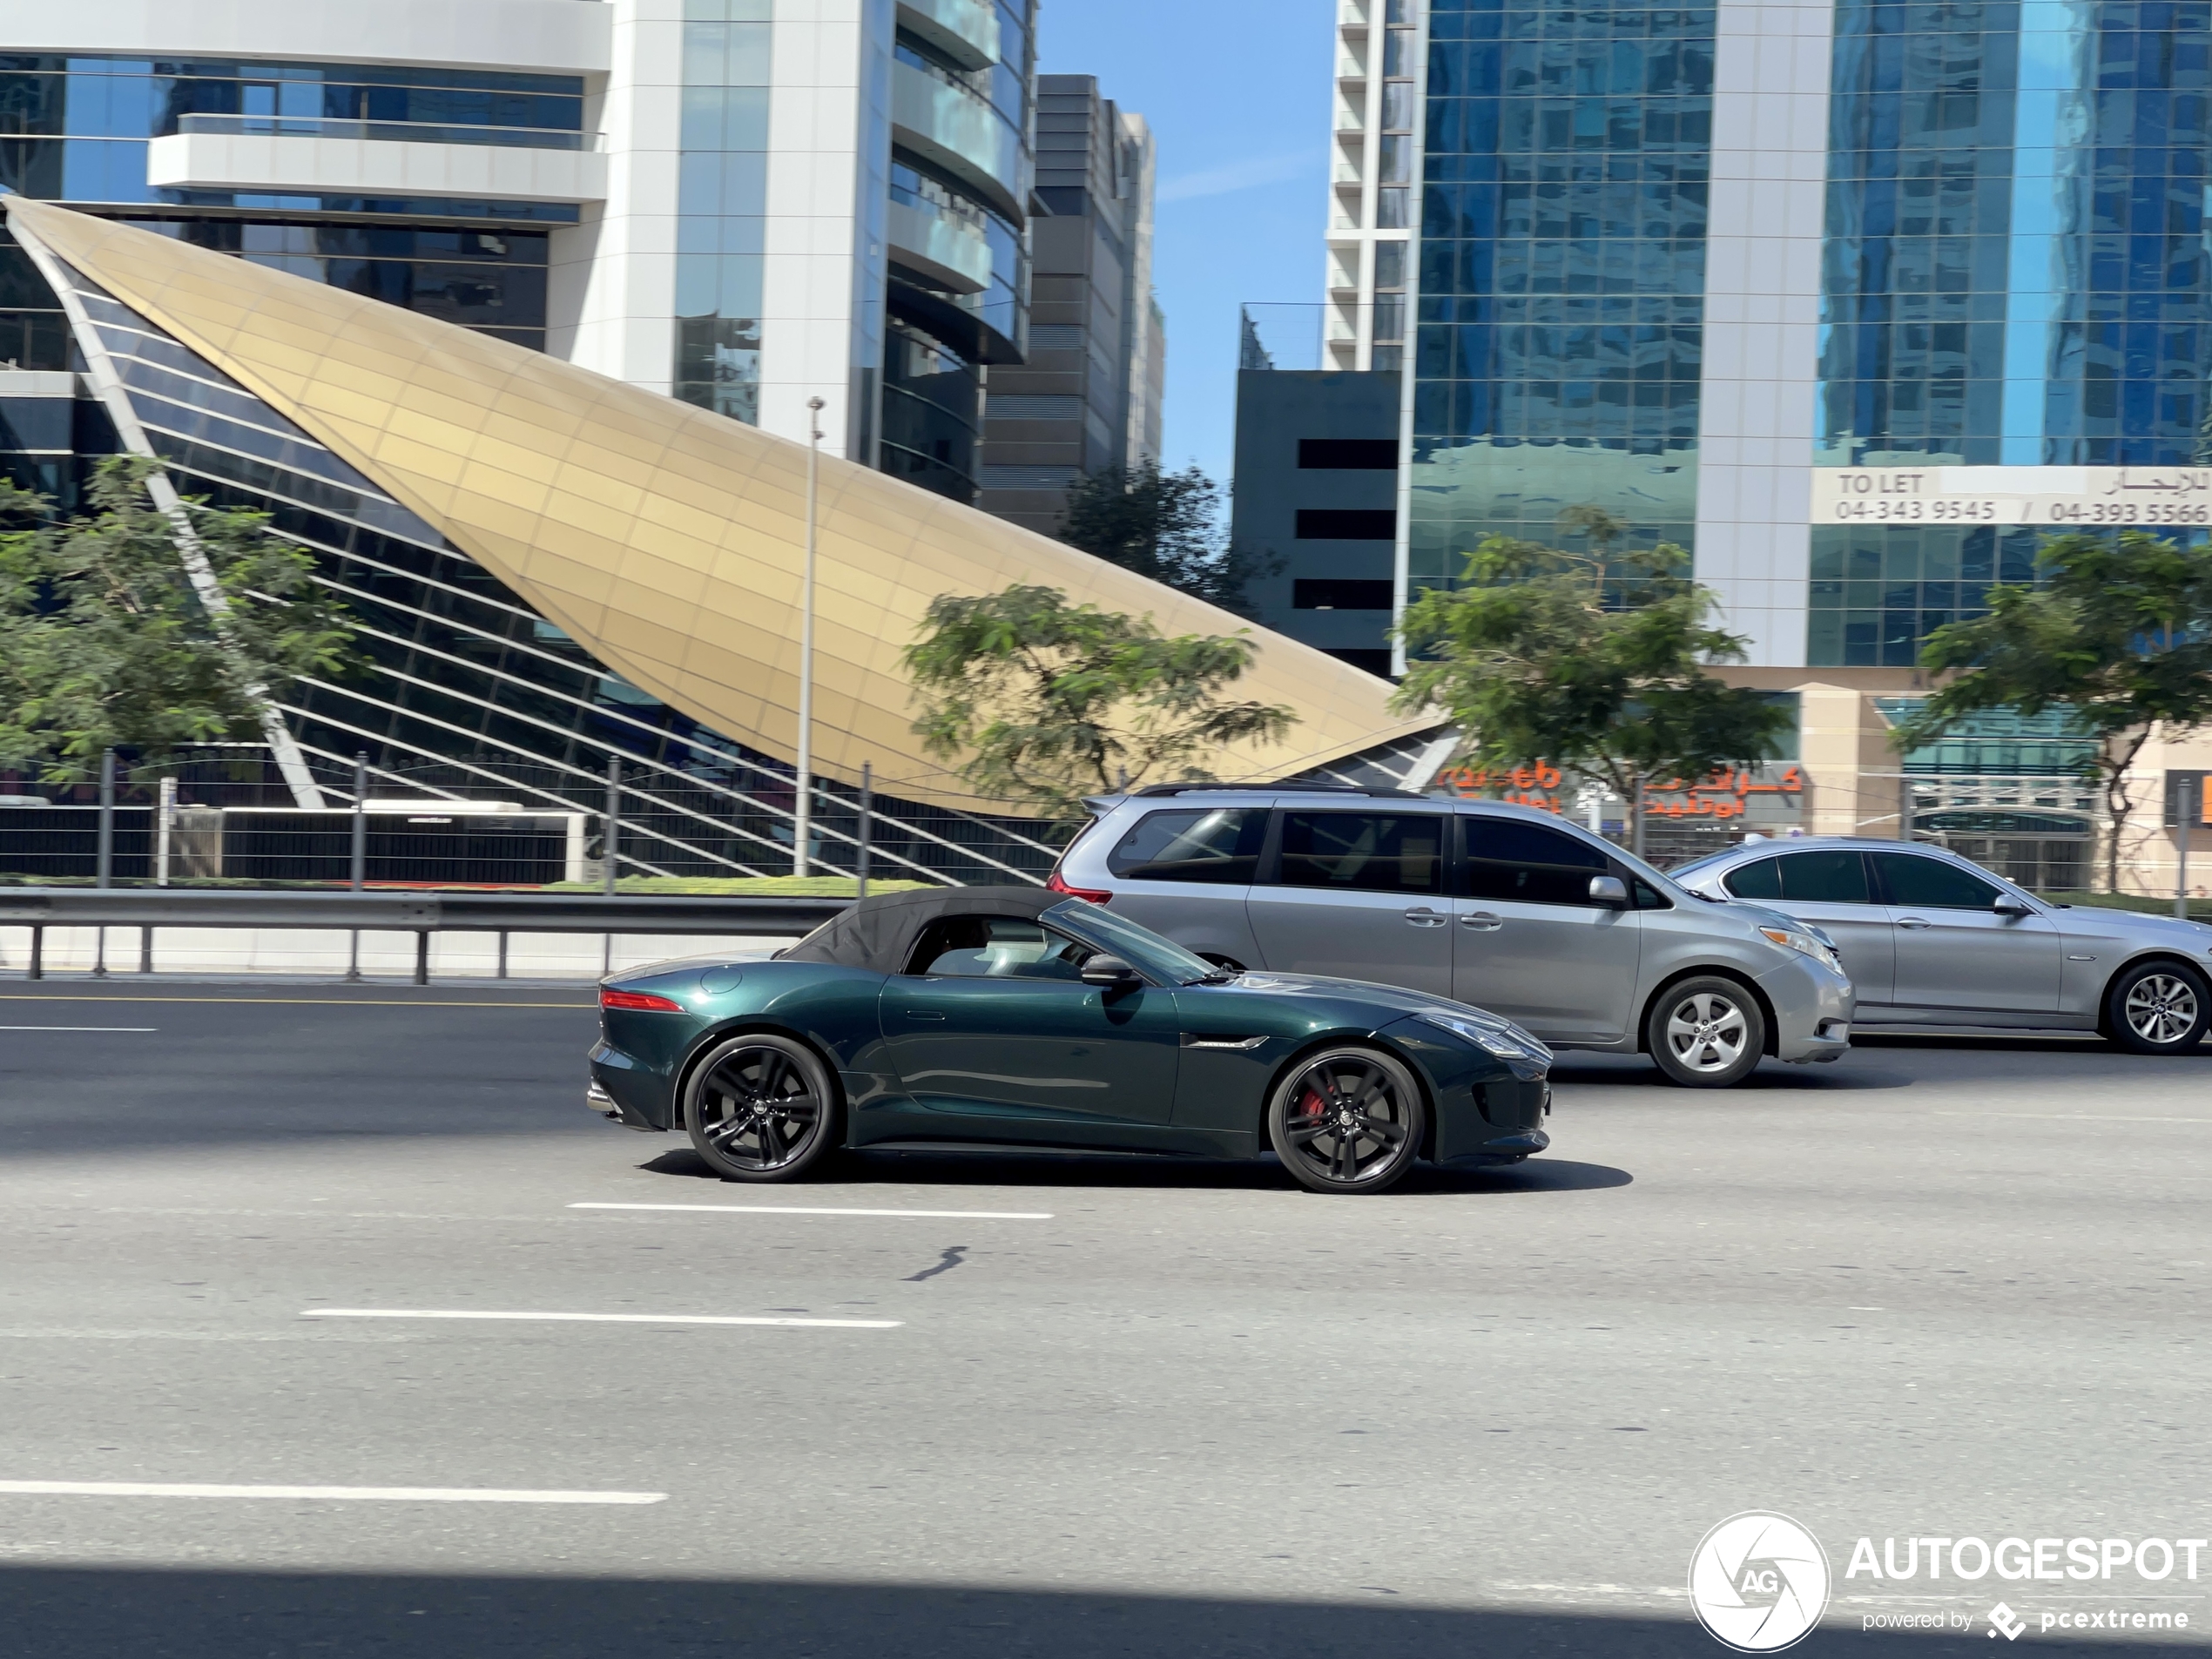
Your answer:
(1047, 869), (1110, 904)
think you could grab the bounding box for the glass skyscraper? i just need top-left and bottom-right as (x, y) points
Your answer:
(1410, 0), (1715, 584)
(1373, 0), (2212, 671)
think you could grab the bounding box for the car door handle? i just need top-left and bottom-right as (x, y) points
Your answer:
(1895, 916), (1932, 930)
(1460, 911), (1503, 931)
(904, 1010), (947, 1022)
(1403, 907), (1447, 927)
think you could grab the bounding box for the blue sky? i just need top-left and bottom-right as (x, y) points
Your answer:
(1035, 0), (1336, 489)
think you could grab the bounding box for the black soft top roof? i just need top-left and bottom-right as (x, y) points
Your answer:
(779, 886), (1065, 976)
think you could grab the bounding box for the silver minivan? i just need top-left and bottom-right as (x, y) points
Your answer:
(1051, 786), (1854, 1087)
(1670, 835), (2212, 1053)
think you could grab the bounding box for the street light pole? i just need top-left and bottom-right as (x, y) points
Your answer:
(2179, 773), (2196, 921)
(793, 395), (825, 878)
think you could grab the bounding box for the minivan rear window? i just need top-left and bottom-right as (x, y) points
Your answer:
(1107, 808), (1266, 884)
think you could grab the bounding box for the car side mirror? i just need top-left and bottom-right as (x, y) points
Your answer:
(1588, 874), (1629, 907)
(1080, 953), (1142, 988)
(1993, 896), (2033, 917)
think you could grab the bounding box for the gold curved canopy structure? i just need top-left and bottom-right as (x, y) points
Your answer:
(6, 199), (1426, 810)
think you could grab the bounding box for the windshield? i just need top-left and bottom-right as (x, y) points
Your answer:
(1667, 850), (1730, 881)
(1602, 838), (1692, 896)
(1043, 899), (1221, 985)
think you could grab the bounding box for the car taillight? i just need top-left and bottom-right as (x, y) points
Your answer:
(601, 988), (685, 1012)
(1047, 869), (1110, 904)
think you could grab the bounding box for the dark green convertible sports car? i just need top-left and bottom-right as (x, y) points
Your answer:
(589, 887), (1553, 1195)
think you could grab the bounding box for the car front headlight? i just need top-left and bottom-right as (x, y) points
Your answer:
(1760, 925), (1841, 974)
(1419, 1009), (1540, 1060)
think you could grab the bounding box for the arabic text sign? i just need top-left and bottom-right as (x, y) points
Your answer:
(1811, 467), (2212, 528)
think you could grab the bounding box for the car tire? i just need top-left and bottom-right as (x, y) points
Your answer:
(2103, 961), (2212, 1055)
(685, 1034), (840, 1182)
(1265, 1045), (1425, 1195)
(1645, 976), (1767, 1089)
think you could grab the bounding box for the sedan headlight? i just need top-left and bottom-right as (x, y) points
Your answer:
(1419, 1009), (1541, 1060)
(1760, 925), (1841, 974)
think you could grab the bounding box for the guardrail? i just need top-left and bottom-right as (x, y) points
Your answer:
(0, 889), (852, 984)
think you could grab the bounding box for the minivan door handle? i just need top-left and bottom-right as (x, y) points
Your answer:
(1460, 911), (1503, 932)
(1895, 916), (1932, 930)
(1403, 907), (1447, 927)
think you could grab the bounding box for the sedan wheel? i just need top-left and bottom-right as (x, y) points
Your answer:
(685, 1035), (839, 1182)
(1646, 976), (1767, 1088)
(1266, 1046), (1424, 1195)
(2106, 961), (2211, 1055)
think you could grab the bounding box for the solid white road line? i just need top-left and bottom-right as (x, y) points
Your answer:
(300, 1308), (900, 1329)
(0, 1480), (664, 1504)
(1933, 1111), (2212, 1123)
(0, 1026), (158, 1032)
(569, 1202), (1053, 1220)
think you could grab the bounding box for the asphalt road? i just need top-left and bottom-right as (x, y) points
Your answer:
(0, 981), (2206, 1657)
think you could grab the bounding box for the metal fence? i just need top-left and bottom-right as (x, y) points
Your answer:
(0, 745), (1076, 891)
(0, 887), (851, 985)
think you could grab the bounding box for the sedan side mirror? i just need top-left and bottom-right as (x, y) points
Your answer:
(1080, 953), (1142, 988)
(1993, 896), (2033, 917)
(1588, 874), (1629, 907)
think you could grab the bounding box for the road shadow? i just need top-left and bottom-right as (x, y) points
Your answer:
(638, 1145), (1634, 1197)
(1850, 1031), (2147, 1055)
(0, 1566), (2182, 1659)
(1548, 1053), (1915, 1092)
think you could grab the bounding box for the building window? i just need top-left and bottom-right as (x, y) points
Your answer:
(1372, 241), (1406, 292)
(1298, 438), (1399, 469)
(671, 7), (772, 424)
(1295, 578), (1395, 610)
(1295, 509), (1397, 540)
(1324, 648), (1394, 678)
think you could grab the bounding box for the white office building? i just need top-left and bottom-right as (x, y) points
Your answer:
(0, 0), (1037, 501)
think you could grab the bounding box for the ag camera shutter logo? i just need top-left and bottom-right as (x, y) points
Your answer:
(1689, 1512), (1832, 1652)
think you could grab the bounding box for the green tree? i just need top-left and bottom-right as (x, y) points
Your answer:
(1897, 527), (2212, 893)
(1393, 531), (1791, 853)
(1057, 460), (1276, 617)
(0, 456), (354, 783)
(903, 583), (1297, 819)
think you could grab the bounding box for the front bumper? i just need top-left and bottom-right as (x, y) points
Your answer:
(1443, 1127), (1551, 1166)
(1757, 954), (1857, 1063)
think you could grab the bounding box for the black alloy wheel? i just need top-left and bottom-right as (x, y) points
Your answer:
(1645, 975), (1768, 1088)
(2105, 960), (2212, 1055)
(685, 1034), (839, 1182)
(1266, 1045), (1425, 1195)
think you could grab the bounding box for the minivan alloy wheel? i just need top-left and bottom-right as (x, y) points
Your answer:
(1644, 975), (1769, 1088)
(1665, 991), (1750, 1074)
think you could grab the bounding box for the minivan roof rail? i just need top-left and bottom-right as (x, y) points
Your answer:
(1130, 782), (1433, 799)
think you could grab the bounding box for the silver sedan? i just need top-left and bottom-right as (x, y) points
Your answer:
(1670, 837), (2212, 1053)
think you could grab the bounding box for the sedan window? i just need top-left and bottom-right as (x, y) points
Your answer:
(1872, 852), (2003, 909)
(1107, 807), (1266, 883)
(1277, 812), (1444, 894)
(1723, 857), (1783, 900)
(1464, 817), (1609, 906)
(907, 917), (1091, 981)
(1775, 850), (1872, 904)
